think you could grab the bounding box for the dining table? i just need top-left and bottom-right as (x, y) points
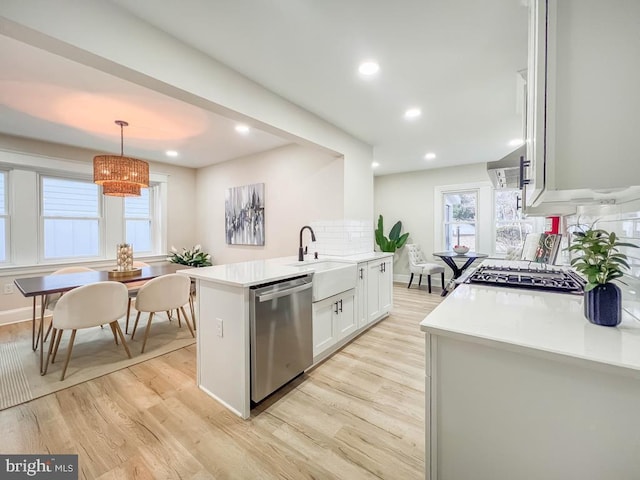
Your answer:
(14, 263), (187, 375)
(432, 251), (489, 296)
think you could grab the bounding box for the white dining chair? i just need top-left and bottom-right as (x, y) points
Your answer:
(45, 281), (130, 380)
(406, 244), (445, 294)
(42, 266), (96, 342)
(130, 273), (194, 353)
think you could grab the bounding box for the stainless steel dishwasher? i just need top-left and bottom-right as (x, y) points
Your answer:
(250, 274), (313, 403)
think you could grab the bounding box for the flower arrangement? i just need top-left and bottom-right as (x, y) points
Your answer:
(167, 245), (212, 267)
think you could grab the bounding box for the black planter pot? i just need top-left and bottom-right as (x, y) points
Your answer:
(584, 283), (621, 327)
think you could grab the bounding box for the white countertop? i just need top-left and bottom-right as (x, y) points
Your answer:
(177, 252), (393, 287)
(420, 282), (640, 374)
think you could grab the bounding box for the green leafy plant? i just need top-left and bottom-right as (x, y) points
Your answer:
(568, 224), (637, 291)
(167, 244), (212, 267)
(375, 215), (409, 252)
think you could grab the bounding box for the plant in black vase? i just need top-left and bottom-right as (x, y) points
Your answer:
(167, 245), (212, 267)
(568, 225), (638, 326)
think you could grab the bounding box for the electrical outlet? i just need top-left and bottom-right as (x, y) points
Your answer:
(216, 318), (223, 338)
(3, 283), (13, 295)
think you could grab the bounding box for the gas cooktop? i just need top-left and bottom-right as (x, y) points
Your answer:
(465, 264), (585, 295)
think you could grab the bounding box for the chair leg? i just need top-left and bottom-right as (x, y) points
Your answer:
(60, 329), (77, 381)
(109, 322), (119, 345)
(441, 272), (445, 291)
(52, 328), (63, 364)
(126, 298), (132, 334)
(43, 327), (57, 375)
(418, 274), (423, 287)
(112, 321), (132, 359)
(167, 310), (173, 322)
(131, 311), (142, 340)
(177, 309), (182, 328)
(428, 274), (432, 294)
(180, 306), (195, 338)
(141, 312), (155, 354)
(43, 320), (53, 343)
(408, 273), (414, 289)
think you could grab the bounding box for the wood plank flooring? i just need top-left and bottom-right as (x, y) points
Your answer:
(0, 283), (442, 480)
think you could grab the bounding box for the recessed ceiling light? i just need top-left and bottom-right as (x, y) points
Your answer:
(235, 124), (250, 134)
(358, 61), (380, 76)
(424, 152), (436, 160)
(509, 138), (523, 147)
(371, 162), (380, 168)
(165, 150), (178, 157)
(404, 108), (421, 119)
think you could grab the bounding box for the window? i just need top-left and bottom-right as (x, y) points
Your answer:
(443, 191), (477, 251)
(494, 190), (543, 255)
(125, 187), (153, 253)
(41, 176), (101, 259)
(0, 171), (7, 262)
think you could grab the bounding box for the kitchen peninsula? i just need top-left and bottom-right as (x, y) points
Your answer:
(420, 278), (640, 479)
(179, 253), (393, 419)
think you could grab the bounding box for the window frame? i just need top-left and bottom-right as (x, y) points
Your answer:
(38, 173), (104, 263)
(0, 151), (168, 274)
(124, 184), (157, 255)
(492, 189), (545, 257)
(442, 189), (478, 251)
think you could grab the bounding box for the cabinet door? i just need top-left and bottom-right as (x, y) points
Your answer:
(524, 0), (549, 207)
(312, 299), (336, 357)
(379, 259), (392, 314)
(356, 263), (367, 328)
(337, 292), (356, 340)
(367, 260), (382, 323)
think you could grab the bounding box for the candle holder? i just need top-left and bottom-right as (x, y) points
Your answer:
(116, 243), (133, 272)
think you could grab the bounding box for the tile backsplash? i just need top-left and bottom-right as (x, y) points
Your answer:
(309, 220), (373, 256)
(567, 199), (640, 321)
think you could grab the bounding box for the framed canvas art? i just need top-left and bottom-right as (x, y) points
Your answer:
(225, 183), (265, 245)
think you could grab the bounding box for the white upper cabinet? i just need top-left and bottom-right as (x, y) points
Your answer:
(525, 0), (640, 211)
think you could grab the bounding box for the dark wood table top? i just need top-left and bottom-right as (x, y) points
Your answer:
(14, 263), (186, 297)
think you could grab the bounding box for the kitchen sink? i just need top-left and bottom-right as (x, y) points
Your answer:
(288, 261), (357, 301)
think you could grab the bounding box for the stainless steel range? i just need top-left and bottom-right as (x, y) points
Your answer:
(465, 264), (585, 295)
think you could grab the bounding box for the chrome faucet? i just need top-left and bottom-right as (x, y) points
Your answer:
(298, 225), (316, 261)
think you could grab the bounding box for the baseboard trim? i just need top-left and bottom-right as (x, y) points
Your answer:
(0, 306), (41, 326)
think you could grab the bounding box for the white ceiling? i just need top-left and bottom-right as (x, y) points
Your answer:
(0, 0), (529, 175)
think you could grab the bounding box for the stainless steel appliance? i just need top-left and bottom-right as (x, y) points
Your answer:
(250, 275), (313, 403)
(465, 264), (585, 295)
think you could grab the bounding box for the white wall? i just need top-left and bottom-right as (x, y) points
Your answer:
(196, 144), (344, 265)
(374, 163), (490, 276)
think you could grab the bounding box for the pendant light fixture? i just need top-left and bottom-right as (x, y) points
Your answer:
(93, 120), (149, 197)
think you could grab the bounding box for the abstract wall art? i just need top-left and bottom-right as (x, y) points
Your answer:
(225, 183), (265, 245)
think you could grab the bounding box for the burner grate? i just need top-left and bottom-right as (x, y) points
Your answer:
(466, 265), (585, 294)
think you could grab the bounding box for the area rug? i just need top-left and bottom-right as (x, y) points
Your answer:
(0, 313), (196, 411)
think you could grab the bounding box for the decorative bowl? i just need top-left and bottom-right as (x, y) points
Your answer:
(453, 246), (469, 255)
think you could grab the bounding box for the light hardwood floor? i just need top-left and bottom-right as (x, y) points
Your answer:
(0, 283), (442, 479)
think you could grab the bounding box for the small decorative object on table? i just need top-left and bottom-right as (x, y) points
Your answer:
(568, 224), (638, 326)
(167, 245), (212, 267)
(453, 245), (469, 255)
(116, 243), (134, 271)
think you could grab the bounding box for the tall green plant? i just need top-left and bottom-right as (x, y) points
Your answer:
(375, 215), (409, 252)
(568, 225), (637, 291)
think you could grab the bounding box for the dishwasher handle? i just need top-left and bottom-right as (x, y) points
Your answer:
(257, 282), (312, 302)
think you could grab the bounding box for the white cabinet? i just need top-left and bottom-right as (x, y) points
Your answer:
(312, 289), (355, 358)
(525, 0), (640, 212)
(355, 262), (368, 328)
(366, 257), (393, 324)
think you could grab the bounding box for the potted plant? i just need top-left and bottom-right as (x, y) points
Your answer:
(167, 245), (212, 267)
(374, 215), (409, 252)
(568, 225), (637, 326)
